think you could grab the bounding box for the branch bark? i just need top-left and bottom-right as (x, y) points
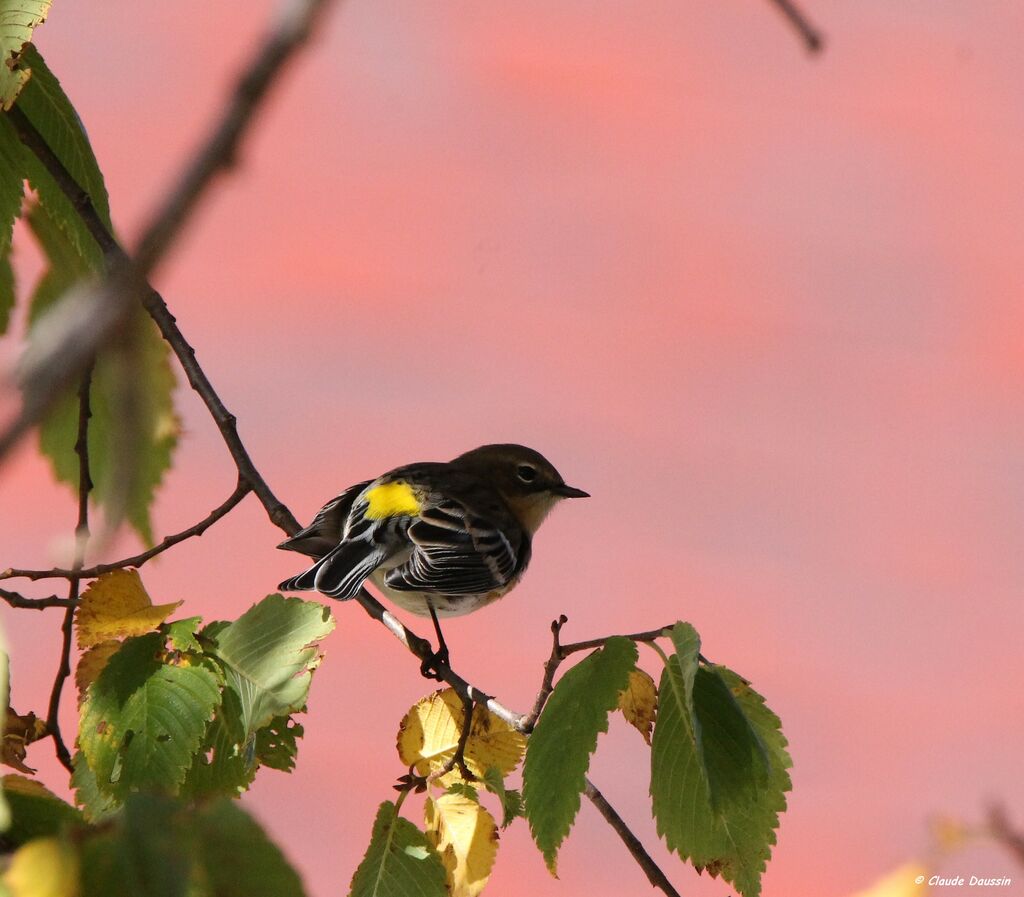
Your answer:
(585, 778), (683, 897)
(0, 588), (76, 609)
(765, 0), (824, 53)
(45, 369), (93, 774)
(0, 0), (336, 527)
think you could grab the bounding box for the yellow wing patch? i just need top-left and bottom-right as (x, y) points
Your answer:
(364, 481), (422, 519)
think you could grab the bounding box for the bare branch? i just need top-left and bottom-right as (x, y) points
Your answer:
(1, 480), (251, 583)
(0, 0), (337, 522)
(584, 778), (683, 897)
(765, 0), (824, 53)
(518, 615), (569, 734)
(559, 625), (674, 656)
(45, 370), (93, 774)
(989, 805), (1024, 867)
(132, 0), (336, 274)
(0, 588), (76, 609)
(4, 109), (298, 535)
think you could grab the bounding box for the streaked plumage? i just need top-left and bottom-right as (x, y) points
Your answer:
(277, 444), (588, 620)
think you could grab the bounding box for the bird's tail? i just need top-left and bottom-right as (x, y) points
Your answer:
(278, 538), (386, 600)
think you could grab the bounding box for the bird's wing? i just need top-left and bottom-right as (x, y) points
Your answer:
(276, 479), (373, 559)
(383, 499), (523, 595)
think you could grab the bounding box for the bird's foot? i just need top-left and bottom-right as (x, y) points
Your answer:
(419, 645), (451, 680)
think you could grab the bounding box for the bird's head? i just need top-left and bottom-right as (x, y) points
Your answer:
(451, 443), (588, 533)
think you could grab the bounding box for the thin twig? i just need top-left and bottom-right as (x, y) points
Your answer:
(584, 778), (683, 897)
(989, 805), (1024, 867)
(4, 110), (298, 536)
(132, 0), (335, 274)
(1, 481), (251, 582)
(0, 0), (337, 524)
(45, 370), (93, 774)
(559, 625), (674, 657)
(519, 615), (569, 734)
(0, 588), (76, 609)
(765, 0), (824, 53)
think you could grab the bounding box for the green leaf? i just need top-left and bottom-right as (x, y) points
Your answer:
(481, 767), (523, 829)
(0, 252), (13, 336)
(179, 688), (252, 800)
(255, 713), (303, 772)
(1, 775), (82, 845)
(79, 632), (223, 802)
(15, 45), (109, 270)
(0, 645), (8, 832)
(79, 793), (192, 897)
(444, 781), (479, 803)
(0, 4), (52, 110)
(191, 799), (307, 897)
(165, 617), (203, 653)
(206, 594), (335, 736)
(522, 636), (637, 873)
(71, 751), (119, 822)
(28, 204), (180, 546)
(650, 624), (790, 897)
(348, 801), (447, 897)
(183, 596), (330, 800)
(78, 794), (307, 897)
(0, 115), (23, 335)
(182, 691), (304, 798)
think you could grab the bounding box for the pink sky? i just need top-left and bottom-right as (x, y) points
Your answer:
(3, 2), (1024, 895)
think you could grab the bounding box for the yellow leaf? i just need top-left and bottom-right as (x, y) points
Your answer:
(397, 689), (526, 780)
(74, 641), (121, 706)
(848, 863), (928, 897)
(617, 668), (657, 744)
(75, 570), (181, 648)
(425, 792), (499, 897)
(2, 707), (48, 774)
(3, 837), (80, 897)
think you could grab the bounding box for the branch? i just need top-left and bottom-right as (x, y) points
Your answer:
(352, 590), (523, 730)
(131, 0), (336, 274)
(5, 111), (298, 536)
(0, 588), (76, 609)
(0, 0), (335, 537)
(1, 480), (251, 582)
(765, 0), (824, 53)
(45, 369), (93, 774)
(989, 805), (1024, 867)
(585, 778), (683, 897)
(350, 595), (684, 895)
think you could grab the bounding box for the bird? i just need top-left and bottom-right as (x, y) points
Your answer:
(277, 443), (588, 676)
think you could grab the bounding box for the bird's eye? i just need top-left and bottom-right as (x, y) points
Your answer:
(516, 464), (538, 483)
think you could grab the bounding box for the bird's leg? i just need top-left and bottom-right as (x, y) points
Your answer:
(439, 693), (475, 780)
(419, 598), (451, 680)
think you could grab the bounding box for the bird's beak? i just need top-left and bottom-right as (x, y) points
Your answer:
(554, 484), (590, 499)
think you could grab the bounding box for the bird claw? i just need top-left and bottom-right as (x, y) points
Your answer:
(419, 645), (451, 680)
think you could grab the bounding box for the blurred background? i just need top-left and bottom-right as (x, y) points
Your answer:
(3, 2), (1024, 894)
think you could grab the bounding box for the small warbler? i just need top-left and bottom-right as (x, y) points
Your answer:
(277, 443), (588, 674)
